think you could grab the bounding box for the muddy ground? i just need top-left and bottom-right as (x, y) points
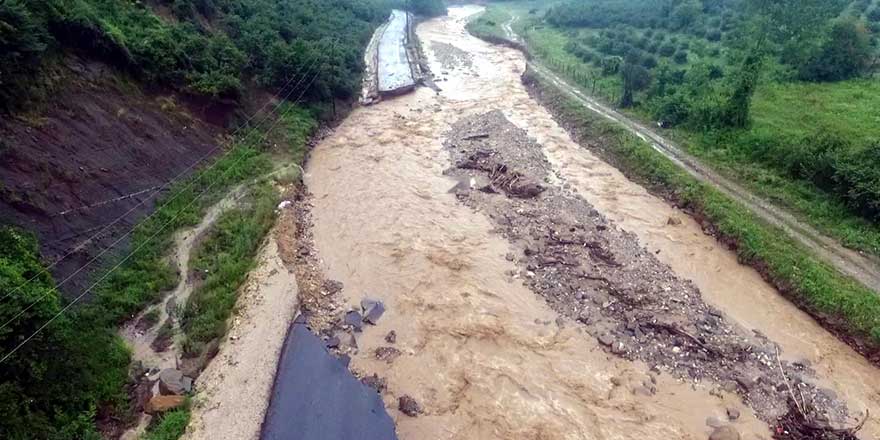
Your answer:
(442, 110), (859, 434)
(0, 56), (233, 297)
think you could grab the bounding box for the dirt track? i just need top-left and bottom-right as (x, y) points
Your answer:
(504, 20), (880, 295)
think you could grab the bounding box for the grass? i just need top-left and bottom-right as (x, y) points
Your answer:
(526, 67), (880, 350)
(141, 408), (191, 440)
(465, 6), (510, 40)
(180, 182), (278, 357)
(486, 2), (880, 259)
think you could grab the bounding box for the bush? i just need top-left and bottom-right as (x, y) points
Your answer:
(673, 50), (688, 64)
(833, 143), (880, 219)
(0, 0), (50, 107)
(799, 19), (871, 82)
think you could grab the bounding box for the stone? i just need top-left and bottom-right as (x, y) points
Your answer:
(726, 407), (741, 421)
(361, 374), (387, 393)
(145, 395), (185, 414)
(158, 369), (189, 396)
(181, 376), (193, 393)
(598, 333), (614, 347)
(385, 330), (397, 344)
(361, 299), (385, 325)
(705, 417), (724, 428)
(734, 374), (756, 392)
(334, 330), (358, 351)
(345, 310), (363, 332)
(398, 395), (422, 417)
(667, 216), (682, 226)
(375, 346), (402, 364)
(709, 426), (740, 440)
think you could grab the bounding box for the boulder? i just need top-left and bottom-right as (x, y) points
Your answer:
(344, 311), (363, 332)
(361, 298), (385, 325)
(158, 369), (190, 396)
(709, 426), (740, 440)
(398, 395), (422, 417)
(145, 395), (186, 414)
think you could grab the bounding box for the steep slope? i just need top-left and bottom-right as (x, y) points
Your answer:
(0, 56), (227, 298)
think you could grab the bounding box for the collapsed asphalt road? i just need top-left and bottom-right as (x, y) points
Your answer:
(261, 322), (397, 440)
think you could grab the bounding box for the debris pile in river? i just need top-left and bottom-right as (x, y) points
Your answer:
(773, 399), (865, 440)
(443, 110), (859, 431)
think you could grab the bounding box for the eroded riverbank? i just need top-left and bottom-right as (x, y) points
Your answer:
(296, 5), (878, 439)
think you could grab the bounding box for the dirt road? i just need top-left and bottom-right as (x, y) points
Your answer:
(292, 5), (878, 439)
(502, 18), (880, 295)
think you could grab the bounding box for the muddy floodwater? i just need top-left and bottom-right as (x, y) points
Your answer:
(303, 6), (879, 439)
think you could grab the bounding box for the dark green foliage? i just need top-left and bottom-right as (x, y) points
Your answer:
(0, 227), (130, 440)
(832, 144), (880, 219)
(0, 0), (51, 107)
(619, 61), (651, 107)
(799, 19), (872, 82)
(672, 49), (688, 64)
(407, 0), (446, 17)
(1, 0), (394, 107)
(869, 7), (880, 22)
(719, 45), (761, 128)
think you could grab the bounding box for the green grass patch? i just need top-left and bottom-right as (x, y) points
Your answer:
(180, 182), (278, 357)
(141, 407), (191, 440)
(466, 6), (510, 40)
(527, 68), (880, 351)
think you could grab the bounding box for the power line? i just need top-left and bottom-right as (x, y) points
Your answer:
(0, 57), (317, 330)
(0, 58), (315, 305)
(0, 62), (319, 332)
(0, 63), (324, 364)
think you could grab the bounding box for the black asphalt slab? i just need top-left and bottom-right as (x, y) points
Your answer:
(261, 322), (398, 440)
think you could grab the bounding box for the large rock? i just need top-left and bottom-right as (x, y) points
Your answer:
(158, 369), (192, 395)
(361, 298), (385, 325)
(709, 426), (740, 440)
(145, 395), (186, 414)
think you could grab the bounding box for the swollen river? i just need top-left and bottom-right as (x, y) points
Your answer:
(303, 6), (879, 439)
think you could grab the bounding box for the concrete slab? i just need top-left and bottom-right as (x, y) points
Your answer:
(377, 10), (415, 94)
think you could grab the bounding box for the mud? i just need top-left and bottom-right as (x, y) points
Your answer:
(443, 109), (852, 427)
(289, 5), (880, 439)
(0, 56), (227, 297)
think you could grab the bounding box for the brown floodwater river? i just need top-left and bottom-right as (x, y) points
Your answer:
(303, 6), (879, 439)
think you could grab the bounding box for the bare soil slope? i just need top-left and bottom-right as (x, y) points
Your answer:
(0, 56), (228, 297)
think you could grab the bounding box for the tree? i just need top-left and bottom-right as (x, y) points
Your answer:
(0, 0), (49, 106)
(672, 0), (702, 30)
(721, 42), (763, 128)
(620, 61), (651, 107)
(800, 19), (872, 82)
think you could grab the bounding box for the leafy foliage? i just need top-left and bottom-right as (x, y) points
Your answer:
(0, 0), (397, 108)
(0, 227), (130, 440)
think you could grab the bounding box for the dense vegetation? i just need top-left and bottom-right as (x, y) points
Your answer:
(0, 0), (398, 109)
(502, 0), (880, 256)
(525, 67), (880, 353)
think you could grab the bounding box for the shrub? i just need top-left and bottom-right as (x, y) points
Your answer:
(833, 143), (880, 219)
(799, 19), (871, 82)
(673, 50), (688, 64)
(659, 43), (676, 57)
